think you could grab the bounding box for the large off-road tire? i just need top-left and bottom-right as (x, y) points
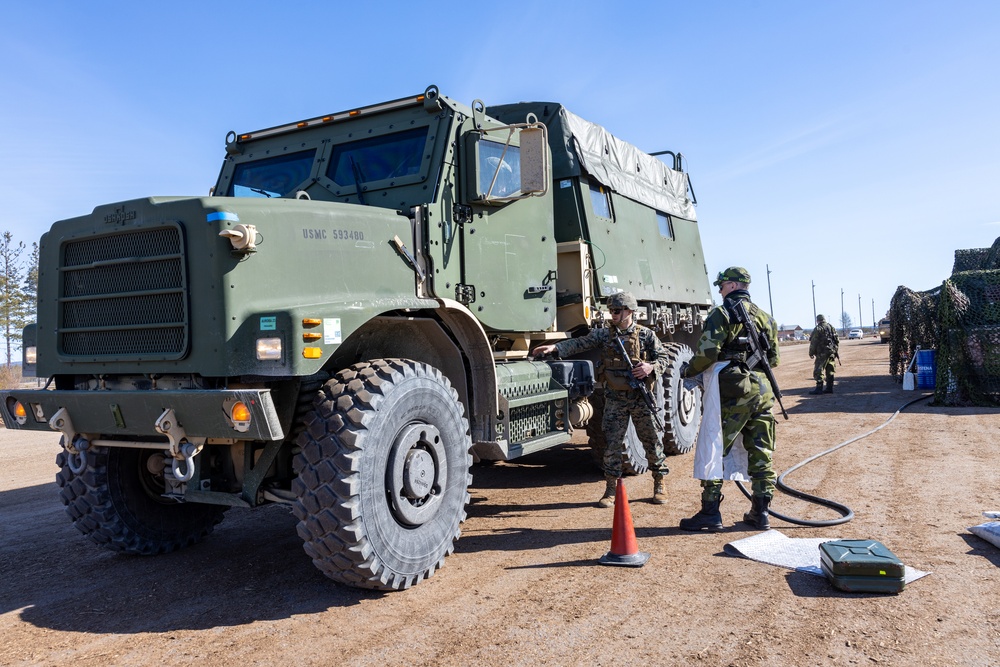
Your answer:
(55, 446), (226, 555)
(292, 359), (473, 591)
(586, 390), (650, 475)
(661, 342), (703, 455)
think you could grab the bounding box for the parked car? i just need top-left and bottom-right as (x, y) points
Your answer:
(849, 329), (864, 339)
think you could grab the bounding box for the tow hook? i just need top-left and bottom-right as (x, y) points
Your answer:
(48, 407), (90, 474)
(67, 435), (90, 474)
(154, 408), (205, 483)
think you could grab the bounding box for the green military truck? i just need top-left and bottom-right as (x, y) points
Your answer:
(1, 86), (712, 590)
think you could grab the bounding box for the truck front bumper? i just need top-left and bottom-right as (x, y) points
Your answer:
(0, 388), (285, 442)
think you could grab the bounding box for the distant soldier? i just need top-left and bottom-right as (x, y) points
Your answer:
(679, 267), (780, 532)
(809, 314), (839, 394)
(532, 292), (670, 508)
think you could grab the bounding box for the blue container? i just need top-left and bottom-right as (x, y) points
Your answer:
(915, 349), (936, 389)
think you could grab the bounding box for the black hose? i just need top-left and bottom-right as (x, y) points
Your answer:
(734, 392), (933, 526)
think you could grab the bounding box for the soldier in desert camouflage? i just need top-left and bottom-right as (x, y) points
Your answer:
(532, 292), (669, 508)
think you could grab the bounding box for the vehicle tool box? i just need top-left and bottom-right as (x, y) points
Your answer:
(819, 539), (905, 593)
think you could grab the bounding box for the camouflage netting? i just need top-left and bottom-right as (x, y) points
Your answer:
(888, 286), (939, 379)
(891, 235), (1000, 406)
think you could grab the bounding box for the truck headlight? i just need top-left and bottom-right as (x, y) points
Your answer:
(256, 337), (282, 360)
(24, 347), (36, 364)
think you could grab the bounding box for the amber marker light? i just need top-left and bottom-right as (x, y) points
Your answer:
(7, 398), (27, 425)
(303, 332), (322, 341)
(303, 347), (322, 359)
(229, 401), (252, 432)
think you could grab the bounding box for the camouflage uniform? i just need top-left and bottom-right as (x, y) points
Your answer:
(809, 315), (839, 392)
(684, 289), (779, 501)
(554, 320), (669, 479)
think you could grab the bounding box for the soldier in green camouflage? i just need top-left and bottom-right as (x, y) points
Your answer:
(679, 267), (780, 531)
(809, 314), (839, 394)
(532, 291), (669, 508)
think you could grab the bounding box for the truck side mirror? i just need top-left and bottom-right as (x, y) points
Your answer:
(519, 124), (548, 195)
(464, 118), (549, 205)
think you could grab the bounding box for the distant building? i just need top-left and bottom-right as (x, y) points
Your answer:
(778, 325), (805, 341)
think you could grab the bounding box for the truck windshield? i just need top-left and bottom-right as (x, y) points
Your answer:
(229, 149), (317, 198)
(328, 127), (428, 186)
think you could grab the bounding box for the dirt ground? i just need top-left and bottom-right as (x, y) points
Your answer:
(2, 339), (999, 666)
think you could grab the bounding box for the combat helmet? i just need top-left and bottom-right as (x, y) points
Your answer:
(607, 291), (638, 310)
(713, 266), (752, 286)
(816, 314), (826, 323)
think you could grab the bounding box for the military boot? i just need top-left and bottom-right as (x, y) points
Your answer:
(742, 495), (772, 530)
(809, 381), (824, 395)
(678, 495), (724, 531)
(652, 474), (668, 505)
(823, 378), (834, 393)
(597, 476), (617, 508)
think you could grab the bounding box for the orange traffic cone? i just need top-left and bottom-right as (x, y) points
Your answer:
(599, 478), (650, 567)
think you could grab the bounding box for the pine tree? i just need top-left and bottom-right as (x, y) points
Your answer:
(0, 232), (32, 366)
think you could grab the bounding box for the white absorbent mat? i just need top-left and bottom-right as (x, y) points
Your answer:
(723, 530), (930, 584)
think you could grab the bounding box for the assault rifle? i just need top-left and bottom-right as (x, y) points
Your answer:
(726, 299), (789, 420)
(613, 335), (664, 432)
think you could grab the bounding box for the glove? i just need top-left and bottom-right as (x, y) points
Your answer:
(809, 354), (814, 359)
(679, 361), (690, 377)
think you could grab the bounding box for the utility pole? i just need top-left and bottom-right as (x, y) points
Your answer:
(872, 299), (876, 332)
(841, 288), (845, 337)
(811, 280), (817, 324)
(766, 264), (774, 318)
(858, 293), (863, 330)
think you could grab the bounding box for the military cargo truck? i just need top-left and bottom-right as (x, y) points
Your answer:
(878, 317), (891, 343)
(1, 85), (712, 590)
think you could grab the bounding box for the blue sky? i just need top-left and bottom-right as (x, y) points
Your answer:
(2, 1), (998, 332)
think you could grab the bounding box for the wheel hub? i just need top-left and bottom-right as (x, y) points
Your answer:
(387, 423), (446, 527)
(403, 448), (434, 498)
(678, 382), (698, 426)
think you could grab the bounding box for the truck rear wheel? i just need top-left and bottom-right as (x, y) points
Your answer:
(55, 445), (226, 555)
(292, 359), (472, 591)
(661, 343), (702, 455)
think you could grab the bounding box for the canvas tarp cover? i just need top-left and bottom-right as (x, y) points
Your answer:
(489, 102), (696, 221)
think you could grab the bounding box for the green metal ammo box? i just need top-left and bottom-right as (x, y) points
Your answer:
(819, 539), (905, 594)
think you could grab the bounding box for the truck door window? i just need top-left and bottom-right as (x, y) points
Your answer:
(656, 211), (674, 240)
(229, 149), (317, 198)
(589, 183), (611, 218)
(328, 127), (429, 186)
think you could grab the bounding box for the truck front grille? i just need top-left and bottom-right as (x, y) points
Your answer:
(59, 224), (189, 359)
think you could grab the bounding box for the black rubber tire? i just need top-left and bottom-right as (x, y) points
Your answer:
(291, 359), (472, 591)
(585, 390), (649, 475)
(55, 445), (226, 555)
(661, 342), (703, 455)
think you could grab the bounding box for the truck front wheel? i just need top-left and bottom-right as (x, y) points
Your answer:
(292, 359), (472, 591)
(56, 446), (226, 554)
